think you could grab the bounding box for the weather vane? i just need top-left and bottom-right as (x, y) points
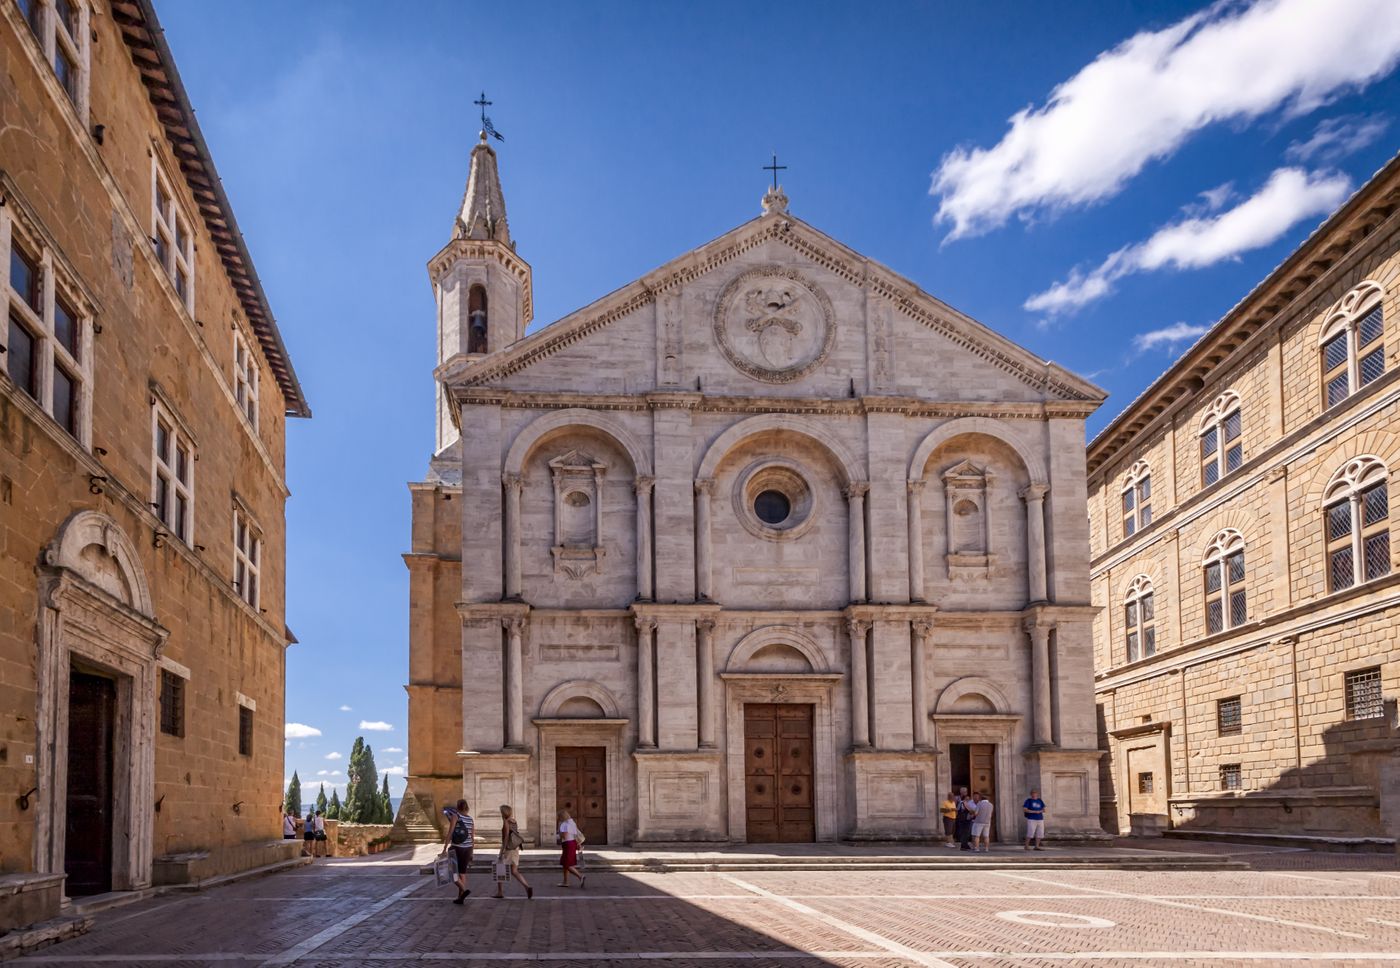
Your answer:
(475, 91), (504, 143)
(763, 152), (787, 191)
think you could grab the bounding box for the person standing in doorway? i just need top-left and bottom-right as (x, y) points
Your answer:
(939, 792), (958, 848)
(556, 809), (586, 889)
(313, 809), (328, 858)
(1023, 789), (1047, 851)
(493, 804), (532, 900)
(954, 787), (975, 851)
(441, 799), (474, 904)
(971, 792), (995, 852)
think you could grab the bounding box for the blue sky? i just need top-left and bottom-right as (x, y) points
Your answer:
(154, 0), (1400, 801)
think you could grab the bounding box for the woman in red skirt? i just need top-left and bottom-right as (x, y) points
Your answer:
(556, 809), (586, 888)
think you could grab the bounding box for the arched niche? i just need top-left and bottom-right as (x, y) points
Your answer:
(725, 626), (829, 674)
(504, 409), (652, 478)
(908, 416), (1046, 486)
(537, 679), (623, 719)
(697, 413), (863, 486)
(934, 676), (1013, 716)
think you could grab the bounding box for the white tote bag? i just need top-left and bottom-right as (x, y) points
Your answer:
(492, 859), (511, 883)
(434, 854), (456, 886)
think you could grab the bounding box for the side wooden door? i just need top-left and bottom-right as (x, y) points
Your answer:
(744, 703), (814, 843)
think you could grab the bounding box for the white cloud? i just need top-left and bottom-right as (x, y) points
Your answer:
(931, 0), (1400, 239)
(324, 751), (342, 760)
(338, 705), (352, 712)
(284, 722), (322, 739)
(1133, 322), (1211, 353)
(359, 720), (394, 731)
(1286, 114), (1390, 164)
(1025, 167), (1350, 315)
(316, 769), (343, 777)
(381, 765), (406, 776)
(383, 747), (403, 753)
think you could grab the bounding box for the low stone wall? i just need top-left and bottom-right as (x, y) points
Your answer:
(334, 823), (394, 857)
(0, 872), (64, 933)
(1168, 787), (1385, 841)
(152, 839), (302, 886)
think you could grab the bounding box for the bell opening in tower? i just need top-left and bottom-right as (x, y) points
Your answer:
(468, 284), (488, 353)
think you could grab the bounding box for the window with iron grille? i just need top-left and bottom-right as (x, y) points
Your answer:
(1345, 667), (1384, 721)
(1137, 772), (1153, 794)
(1217, 696), (1242, 736)
(1320, 285), (1385, 409)
(1203, 530), (1247, 635)
(159, 669), (185, 738)
(1220, 763), (1242, 791)
(238, 705), (254, 756)
(1324, 458), (1390, 593)
(1199, 392), (1243, 488)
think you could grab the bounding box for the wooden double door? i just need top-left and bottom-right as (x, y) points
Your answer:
(555, 746), (608, 845)
(950, 742), (998, 841)
(744, 703), (814, 843)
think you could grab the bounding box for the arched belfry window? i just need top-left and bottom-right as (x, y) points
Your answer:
(1123, 574), (1155, 663)
(1199, 390), (1242, 487)
(1324, 456), (1390, 592)
(1121, 460), (1152, 538)
(1203, 529), (1246, 635)
(467, 284), (488, 354)
(1321, 281), (1385, 408)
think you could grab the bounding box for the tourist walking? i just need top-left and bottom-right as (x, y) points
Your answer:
(493, 804), (532, 900)
(556, 809), (586, 889)
(303, 810), (315, 857)
(1023, 788), (1046, 851)
(440, 799), (474, 904)
(954, 787), (975, 851)
(940, 792), (957, 847)
(971, 792), (994, 852)
(313, 809), (328, 858)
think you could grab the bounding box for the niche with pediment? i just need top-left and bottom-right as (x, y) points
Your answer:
(943, 458), (996, 580)
(549, 450), (606, 579)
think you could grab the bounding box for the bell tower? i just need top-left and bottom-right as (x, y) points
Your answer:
(428, 126), (533, 452)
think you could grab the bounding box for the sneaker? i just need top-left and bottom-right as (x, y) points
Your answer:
(527, 886), (534, 900)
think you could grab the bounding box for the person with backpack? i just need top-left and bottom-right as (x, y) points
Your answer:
(440, 799), (474, 904)
(492, 804), (532, 899)
(303, 810), (315, 857)
(556, 808), (586, 889)
(954, 787), (975, 851)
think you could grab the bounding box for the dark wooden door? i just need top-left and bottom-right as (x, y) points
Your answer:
(970, 743), (997, 842)
(66, 670), (116, 895)
(556, 746), (607, 846)
(744, 703), (814, 843)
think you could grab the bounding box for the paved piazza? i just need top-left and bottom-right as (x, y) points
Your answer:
(15, 846), (1400, 967)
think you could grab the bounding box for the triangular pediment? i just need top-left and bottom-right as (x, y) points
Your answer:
(442, 209), (1104, 405)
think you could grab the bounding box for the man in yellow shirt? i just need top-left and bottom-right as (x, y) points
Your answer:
(939, 793), (958, 847)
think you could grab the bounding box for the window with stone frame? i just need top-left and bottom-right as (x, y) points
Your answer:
(159, 668), (186, 738)
(151, 399), (195, 544)
(1202, 529), (1247, 636)
(1320, 281), (1386, 409)
(1199, 390), (1243, 487)
(2, 197), (93, 445)
(233, 328), (259, 429)
(1345, 666), (1384, 721)
(1121, 461), (1152, 538)
(1217, 696), (1242, 736)
(12, 0), (91, 119)
(1219, 763), (1242, 791)
(233, 505), (261, 609)
(1123, 574), (1155, 663)
(1323, 456), (1391, 593)
(1137, 772), (1154, 794)
(238, 704), (253, 756)
(152, 160), (195, 312)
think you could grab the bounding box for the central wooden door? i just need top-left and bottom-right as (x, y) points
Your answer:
(950, 742), (998, 841)
(555, 746), (608, 845)
(744, 703), (814, 843)
(66, 669), (116, 895)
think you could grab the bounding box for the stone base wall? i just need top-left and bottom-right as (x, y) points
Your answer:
(1167, 788), (1385, 841)
(0, 873), (64, 933)
(151, 839), (301, 887)
(334, 823), (394, 857)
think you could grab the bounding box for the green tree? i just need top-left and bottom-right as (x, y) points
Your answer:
(344, 737), (382, 823)
(284, 771), (302, 816)
(327, 789), (342, 820)
(315, 783), (328, 815)
(380, 775), (393, 823)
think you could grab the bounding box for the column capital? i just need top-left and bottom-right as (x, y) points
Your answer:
(906, 479), (926, 495)
(1021, 482), (1049, 502)
(634, 475), (655, 496)
(696, 617), (716, 634)
(634, 615), (657, 633)
(911, 618), (935, 640)
(845, 617), (872, 638)
(1022, 615), (1054, 637)
(694, 477), (716, 496)
(844, 481), (871, 500)
(503, 615), (528, 634)
(502, 472), (524, 493)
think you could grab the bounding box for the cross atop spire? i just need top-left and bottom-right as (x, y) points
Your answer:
(455, 132), (511, 243)
(761, 151), (789, 215)
(475, 91), (504, 143)
(763, 152), (787, 191)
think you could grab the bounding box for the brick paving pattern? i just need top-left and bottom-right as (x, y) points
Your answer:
(13, 844), (1400, 967)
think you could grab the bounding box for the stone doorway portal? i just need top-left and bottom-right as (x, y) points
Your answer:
(65, 667), (117, 895)
(555, 746), (608, 845)
(743, 703), (814, 843)
(950, 742), (998, 841)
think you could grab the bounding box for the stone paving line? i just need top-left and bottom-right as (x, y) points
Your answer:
(12, 850), (1400, 967)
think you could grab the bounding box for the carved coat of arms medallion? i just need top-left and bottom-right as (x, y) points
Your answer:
(714, 266), (835, 382)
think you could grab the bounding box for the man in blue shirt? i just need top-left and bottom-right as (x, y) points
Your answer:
(1023, 789), (1046, 851)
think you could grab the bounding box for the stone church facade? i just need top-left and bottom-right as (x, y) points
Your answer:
(400, 136), (1108, 845)
(1089, 153), (1400, 845)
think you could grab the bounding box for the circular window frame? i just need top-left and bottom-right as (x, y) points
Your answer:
(732, 459), (817, 541)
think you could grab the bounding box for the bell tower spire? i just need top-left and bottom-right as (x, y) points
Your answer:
(427, 97), (533, 453)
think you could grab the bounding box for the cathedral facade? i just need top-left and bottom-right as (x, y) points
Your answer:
(399, 136), (1108, 845)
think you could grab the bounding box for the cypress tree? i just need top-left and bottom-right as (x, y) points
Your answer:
(345, 737), (381, 823)
(315, 783), (328, 815)
(327, 788), (342, 820)
(380, 775), (393, 823)
(284, 771), (302, 815)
